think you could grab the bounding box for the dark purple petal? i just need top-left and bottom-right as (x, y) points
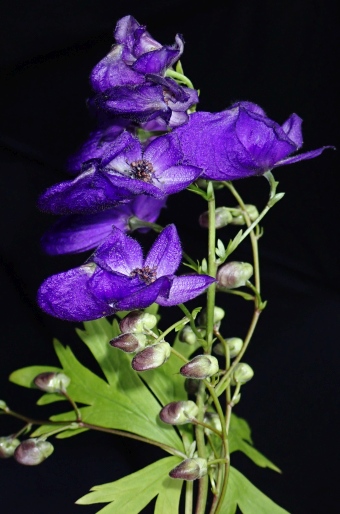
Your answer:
(38, 161), (134, 215)
(144, 133), (183, 171)
(66, 121), (130, 175)
(90, 45), (144, 92)
(274, 146), (335, 167)
(156, 275), (216, 306)
(131, 26), (162, 55)
(114, 276), (172, 311)
(94, 84), (171, 124)
(93, 226), (143, 274)
(154, 164), (203, 194)
(114, 15), (141, 45)
(144, 224), (182, 276)
(37, 265), (117, 321)
(132, 195), (167, 224)
(133, 46), (181, 75)
(281, 114), (303, 149)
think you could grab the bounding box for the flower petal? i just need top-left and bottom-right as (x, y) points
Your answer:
(281, 114), (303, 149)
(92, 226), (143, 274)
(144, 225), (182, 276)
(274, 146), (335, 167)
(156, 275), (216, 306)
(114, 276), (172, 311)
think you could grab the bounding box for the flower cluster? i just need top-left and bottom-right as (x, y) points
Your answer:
(37, 14), (332, 322)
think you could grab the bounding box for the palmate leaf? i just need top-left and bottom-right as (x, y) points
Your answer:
(221, 467), (290, 514)
(229, 414), (281, 472)
(76, 456), (183, 514)
(10, 319), (183, 451)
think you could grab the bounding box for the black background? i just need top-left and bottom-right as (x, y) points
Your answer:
(0, 1), (339, 513)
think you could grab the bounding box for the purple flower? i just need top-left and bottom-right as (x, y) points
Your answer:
(41, 195), (167, 255)
(172, 101), (334, 180)
(38, 131), (202, 215)
(92, 78), (198, 127)
(37, 225), (215, 322)
(90, 15), (184, 92)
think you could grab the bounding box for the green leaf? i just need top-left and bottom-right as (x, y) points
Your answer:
(222, 467), (290, 514)
(51, 337), (183, 451)
(76, 456), (182, 514)
(225, 230), (243, 258)
(229, 414), (281, 472)
(9, 365), (62, 388)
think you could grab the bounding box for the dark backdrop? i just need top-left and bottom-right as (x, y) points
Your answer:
(0, 1), (339, 513)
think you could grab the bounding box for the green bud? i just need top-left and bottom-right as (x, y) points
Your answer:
(204, 412), (222, 434)
(169, 457), (207, 480)
(230, 204), (259, 225)
(180, 355), (219, 380)
(0, 436), (21, 458)
(131, 341), (171, 371)
(0, 400), (7, 409)
(33, 372), (70, 393)
(179, 325), (197, 345)
(199, 207), (233, 229)
(159, 401), (199, 425)
(232, 363), (254, 384)
(119, 310), (157, 333)
(109, 332), (147, 353)
(14, 438), (54, 466)
(217, 261), (253, 289)
(199, 306), (225, 327)
(214, 337), (243, 358)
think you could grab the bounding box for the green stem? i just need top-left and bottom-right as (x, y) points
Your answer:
(153, 318), (191, 345)
(62, 390), (82, 421)
(170, 347), (189, 364)
(185, 481), (194, 514)
(178, 303), (203, 340)
(206, 183), (217, 350)
(165, 69), (194, 89)
(195, 381), (209, 514)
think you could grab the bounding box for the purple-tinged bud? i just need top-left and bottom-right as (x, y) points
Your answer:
(230, 205), (259, 225)
(199, 207), (233, 229)
(179, 325), (197, 345)
(119, 310), (157, 333)
(159, 401), (198, 425)
(180, 355), (219, 380)
(0, 436), (21, 458)
(110, 333), (147, 353)
(214, 337), (243, 358)
(131, 342), (171, 371)
(231, 363), (254, 385)
(14, 438), (54, 466)
(169, 457), (207, 480)
(204, 412), (222, 434)
(217, 261), (253, 289)
(33, 372), (70, 393)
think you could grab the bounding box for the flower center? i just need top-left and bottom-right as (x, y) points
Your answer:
(130, 266), (157, 284)
(129, 159), (154, 182)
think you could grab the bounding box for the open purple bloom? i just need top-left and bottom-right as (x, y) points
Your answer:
(41, 195), (166, 255)
(172, 101), (334, 180)
(37, 225), (215, 322)
(38, 131), (202, 215)
(90, 15), (184, 92)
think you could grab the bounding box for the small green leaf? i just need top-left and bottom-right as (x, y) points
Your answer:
(9, 365), (62, 389)
(36, 393), (66, 405)
(191, 306), (202, 320)
(222, 467), (290, 514)
(225, 230), (243, 258)
(76, 456), (182, 514)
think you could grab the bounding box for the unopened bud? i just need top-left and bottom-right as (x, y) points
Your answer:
(198, 306), (225, 327)
(159, 401), (198, 425)
(33, 372), (70, 393)
(119, 310), (157, 333)
(199, 207), (233, 229)
(179, 325), (197, 345)
(110, 333), (147, 353)
(204, 412), (222, 434)
(0, 400), (7, 409)
(180, 355), (219, 379)
(169, 457), (207, 480)
(14, 438), (54, 466)
(214, 337), (243, 358)
(217, 261), (253, 289)
(131, 342), (171, 371)
(0, 436), (21, 458)
(232, 363), (254, 384)
(230, 204), (259, 225)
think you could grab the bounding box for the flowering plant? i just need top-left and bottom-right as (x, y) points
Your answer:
(0, 14), (334, 514)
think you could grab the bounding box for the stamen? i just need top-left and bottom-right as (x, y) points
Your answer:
(129, 159), (154, 182)
(130, 266), (157, 285)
